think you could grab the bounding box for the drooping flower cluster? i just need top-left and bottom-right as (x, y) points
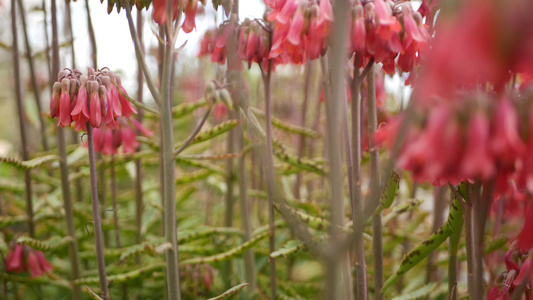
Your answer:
(199, 16), (275, 70)
(4, 243), (53, 278)
(265, 0), (333, 64)
(414, 0), (533, 101)
(49, 68), (137, 132)
(152, 0), (208, 33)
(89, 117), (153, 156)
(349, 0), (430, 74)
(375, 90), (533, 192)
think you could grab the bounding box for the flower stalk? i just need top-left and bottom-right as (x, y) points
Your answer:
(262, 57), (278, 300)
(324, 0), (354, 297)
(11, 0), (34, 239)
(49, 0), (83, 298)
(16, 0), (49, 152)
(87, 125), (110, 299)
(366, 63), (384, 300)
(350, 54), (368, 300)
(159, 2), (182, 298)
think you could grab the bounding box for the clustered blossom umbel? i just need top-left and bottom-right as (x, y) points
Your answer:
(414, 0), (533, 101)
(376, 89), (533, 194)
(266, 0), (333, 64)
(200, 0), (430, 72)
(49, 68), (137, 132)
(349, 0), (430, 75)
(199, 16), (273, 70)
(152, 0), (209, 33)
(88, 117), (153, 156)
(4, 242), (53, 278)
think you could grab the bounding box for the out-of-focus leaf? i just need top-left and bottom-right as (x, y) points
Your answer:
(180, 231), (269, 266)
(17, 236), (73, 251)
(84, 286), (105, 300)
(207, 283), (249, 300)
(1, 155), (59, 169)
(390, 282), (437, 300)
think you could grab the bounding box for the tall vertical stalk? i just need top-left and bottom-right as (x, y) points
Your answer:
(324, 0), (354, 298)
(293, 61), (313, 199)
(448, 193), (463, 300)
(160, 3), (182, 299)
(64, 0), (84, 203)
(17, 0), (49, 152)
(462, 184), (477, 300)
(110, 153), (127, 300)
(263, 58), (278, 300)
(64, 0), (76, 69)
(42, 0), (52, 88)
(230, 2), (256, 295)
(85, 0), (98, 68)
(366, 64), (384, 300)
(87, 126), (110, 299)
(472, 182), (485, 298)
(426, 187), (446, 283)
(222, 100), (235, 289)
(11, 0), (34, 239)
(111, 154), (121, 248)
(135, 8), (145, 252)
(350, 54), (368, 300)
(49, 0), (82, 298)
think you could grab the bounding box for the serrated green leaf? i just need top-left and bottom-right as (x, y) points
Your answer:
(17, 236), (73, 251)
(1, 155), (59, 170)
(185, 119), (239, 146)
(382, 198), (463, 292)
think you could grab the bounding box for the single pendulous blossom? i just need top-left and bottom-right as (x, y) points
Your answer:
(49, 68), (137, 132)
(4, 243), (53, 278)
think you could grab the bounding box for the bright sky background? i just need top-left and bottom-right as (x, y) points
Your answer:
(68, 0), (266, 94)
(0, 0), (413, 116)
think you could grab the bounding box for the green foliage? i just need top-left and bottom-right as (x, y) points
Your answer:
(16, 236), (73, 251)
(207, 283), (249, 300)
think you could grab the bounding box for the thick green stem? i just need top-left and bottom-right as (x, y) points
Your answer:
(11, 0), (34, 239)
(222, 113), (235, 288)
(324, 0), (354, 297)
(135, 8), (144, 254)
(293, 61), (313, 199)
(87, 125), (110, 299)
(448, 195), (463, 300)
(462, 185), (477, 300)
(473, 182), (487, 299)
(263, 58), (278, 300)
(366, 64), (384, 300)
(351, 54), (368, 300)
(160, 4), (182, 299)
(426, 187), (447, 284)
